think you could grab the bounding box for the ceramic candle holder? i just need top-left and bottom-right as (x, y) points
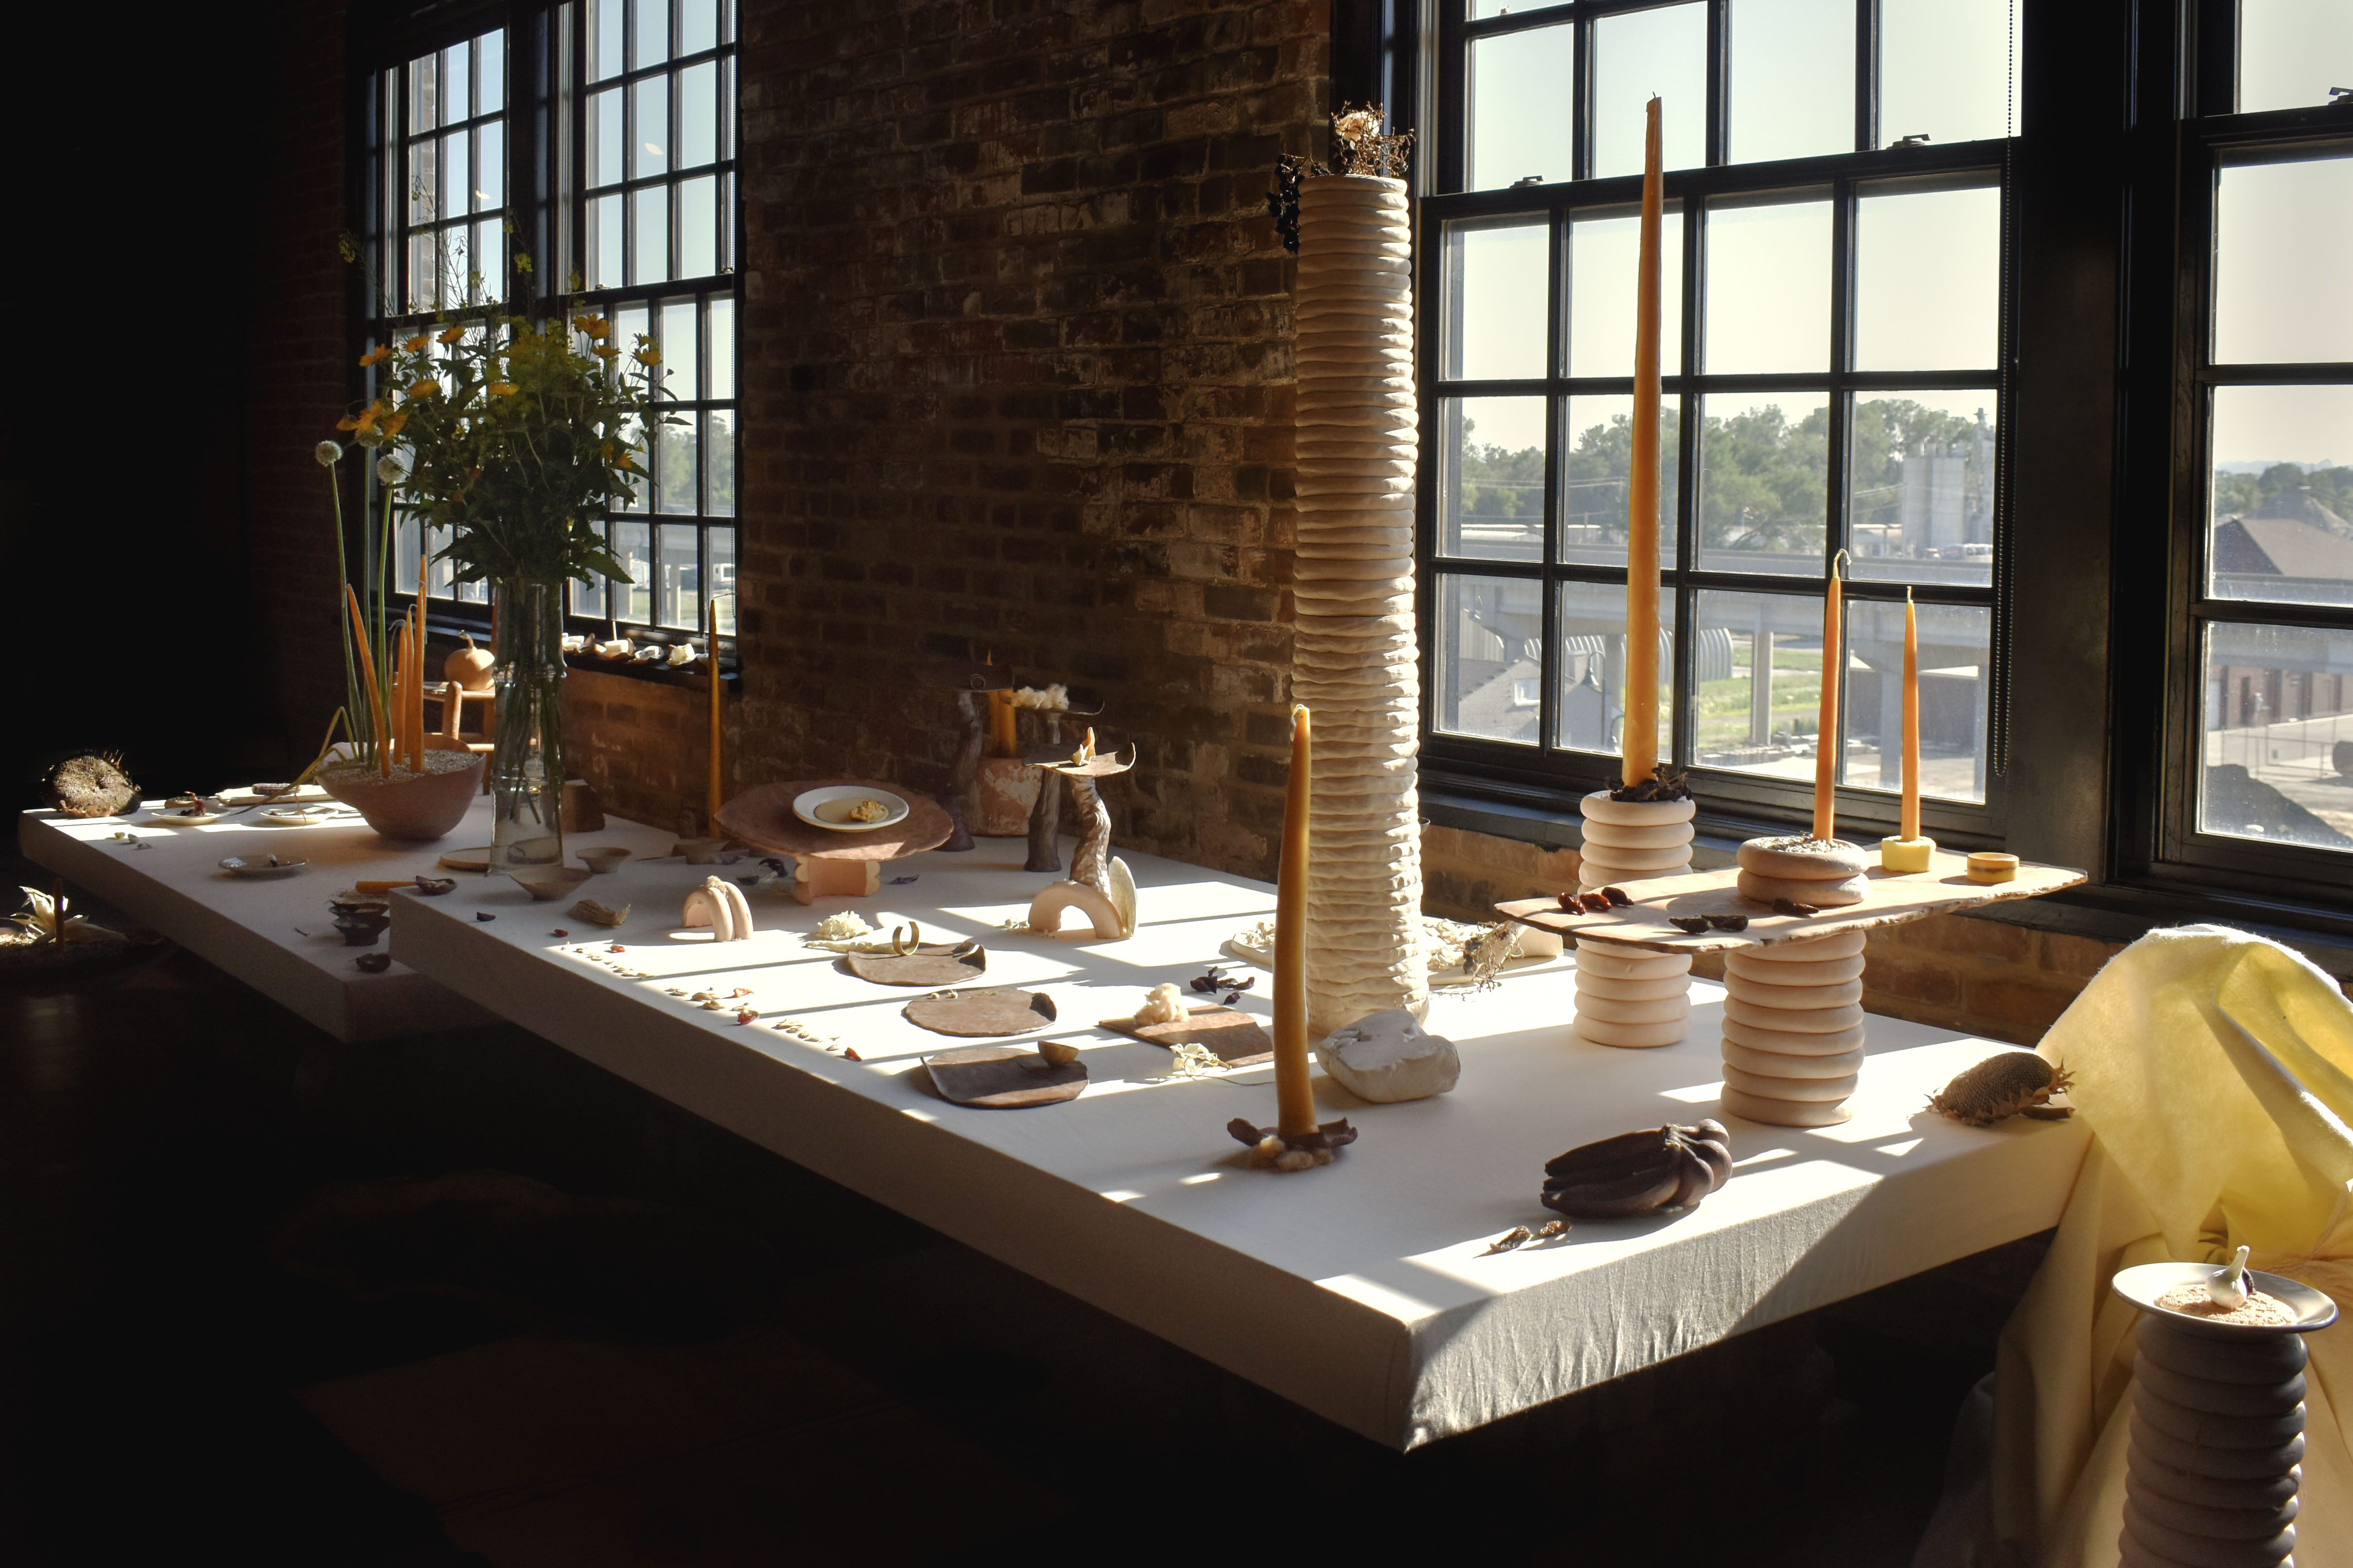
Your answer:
(1717, 928), (1868, 1126)
(2111, 1261), (2336, 1568)
(1879, 835), (1936, 873)
(1572, 791), (1695, 1049)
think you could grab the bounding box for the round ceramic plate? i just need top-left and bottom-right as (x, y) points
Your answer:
(219, 855), (308, 878)
(151, 810), (223, 826)
(792, 786), (911, 833)
(260, 807), (340, 827)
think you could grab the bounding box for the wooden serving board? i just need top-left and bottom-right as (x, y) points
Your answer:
(1497, 849), (2085, 955)
(921, 1047), (1088, 1109)
(841, 945), (987, 987)
(903, 986), (1058, 1037)
(1100, 1004), (1273, 1066)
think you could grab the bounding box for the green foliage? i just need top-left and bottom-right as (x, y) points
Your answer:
(2213, 462), (2353, 527)
(339, 311), (674, 586)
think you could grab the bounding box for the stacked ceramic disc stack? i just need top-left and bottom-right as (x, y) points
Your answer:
(2112, 1262), (2334, 1568)
(1293, 172), (1427, 1036)
(1718, 836), (1872, 1126)
(1571, 791), (1694, 1048)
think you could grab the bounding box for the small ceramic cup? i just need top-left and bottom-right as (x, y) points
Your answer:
(578, 847), (632, 874)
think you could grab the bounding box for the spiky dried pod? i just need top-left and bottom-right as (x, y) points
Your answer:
(44, 753), (137, 818)
(1927, 1051), (2075, 1126)
(1542, 1120), (1732, 1218)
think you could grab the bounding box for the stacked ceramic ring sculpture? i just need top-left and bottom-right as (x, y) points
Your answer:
(1719, 928), (1867, 1126)
(2112, 1262), (2338, 1568)
(1572, 791), (1694, 1048)
(1293, 172), (1427, 1035)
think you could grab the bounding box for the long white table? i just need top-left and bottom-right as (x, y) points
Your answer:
(388, 835), (2089, 1451)
(19, 799), (663, 1041)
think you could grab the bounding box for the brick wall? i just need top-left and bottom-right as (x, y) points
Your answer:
(243, 0), (354, 767)
(563, 669), (715, 835)
(705, 0), (1326, 882)
(1424, 822), (2126, 1046)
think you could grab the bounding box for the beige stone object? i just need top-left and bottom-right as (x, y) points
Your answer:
(1718, 928), (1868, 1126)
(681, 876), (755, 942)
(1293, 172), (1427, 1035)
(972, 755), (1041, 837)
(1573, 792), (1694, 1048)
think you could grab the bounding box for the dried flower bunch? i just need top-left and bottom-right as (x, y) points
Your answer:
(1265, 103), (1416, 253)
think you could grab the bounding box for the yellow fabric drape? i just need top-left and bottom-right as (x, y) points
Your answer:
(1987, 925), (2353, 1567)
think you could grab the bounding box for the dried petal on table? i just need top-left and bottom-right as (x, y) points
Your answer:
(354, 952), (391, 973)
(1669, 916), (1710, 933)
(1770, 899), (1819, 917)
(1483, 1226), (1533, 1255)
(476, 913), (495, 922)
(1600, 886), (1631, 907)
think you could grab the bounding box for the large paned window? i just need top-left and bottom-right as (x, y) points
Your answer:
(569, 0), (741, 638)
(358, 3), (740, 647)
(2153, 0), (2353, 895)
(1423, 0), (2017, 834)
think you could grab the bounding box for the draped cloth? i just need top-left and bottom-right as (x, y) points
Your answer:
(1917, 926), (2353, 1567)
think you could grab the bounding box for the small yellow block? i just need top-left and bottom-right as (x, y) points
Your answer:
(1878, 836), (1936, 873)
(1965, 851), (2019, 884)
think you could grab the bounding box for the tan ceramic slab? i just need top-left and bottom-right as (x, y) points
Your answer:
(1496, 849), (2085, 955)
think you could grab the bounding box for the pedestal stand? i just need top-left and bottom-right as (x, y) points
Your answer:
(917, 662), (1014, 853)
(1572, 791), (1694, 1049)
(2111, 1262), (2338, 1568)
(1719, 928), (1867, 1126)
(1495, 848), (2087, 1127)
(714, 780), (954, 904)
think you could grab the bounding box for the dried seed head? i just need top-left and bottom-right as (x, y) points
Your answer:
(1927, 1052), (2073, 1127)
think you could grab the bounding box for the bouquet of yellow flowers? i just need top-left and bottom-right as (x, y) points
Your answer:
(339, 310), (671, 587)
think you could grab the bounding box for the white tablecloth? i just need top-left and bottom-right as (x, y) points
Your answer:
(385, 834), (2090, 1449)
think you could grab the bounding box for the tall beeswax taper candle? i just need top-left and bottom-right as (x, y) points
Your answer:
(707, 596), (724, 832)
(1812, 552), (1845, 840)
(1901, 588), (1920, 840)
(1273, 704), (1317, 1138)
(1622, 95), (1664, 788)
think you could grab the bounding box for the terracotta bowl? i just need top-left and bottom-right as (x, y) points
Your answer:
(578, 847), (632, 874)
(318, 753), (487, 843)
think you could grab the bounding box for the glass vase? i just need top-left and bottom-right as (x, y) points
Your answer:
(489, 578), (567, 872)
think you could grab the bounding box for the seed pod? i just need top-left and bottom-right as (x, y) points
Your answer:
(1927, 1052), (2075, 1127)
(1600, 886), (1632, 907)
(1541, 1120), (1733, 1218)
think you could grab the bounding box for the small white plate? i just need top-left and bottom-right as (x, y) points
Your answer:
(219, 855), (308, 878)
(261, 807), (340, 827)
(151, 810), (224, 827)
(791, 786), (910, 833)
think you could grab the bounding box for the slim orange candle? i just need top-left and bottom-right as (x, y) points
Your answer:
(346, 585), (391, 779)
(707, 595), (724, 830)
(1813, 552), (1846, 840)
(412, 544), (429, 769)
(1901, 589), (1920, 841)
(1622, 96), (1664, 787)
(1273, 704), (1316, 1137)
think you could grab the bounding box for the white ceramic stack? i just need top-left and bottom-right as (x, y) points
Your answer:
(1292, 172), (1427, 1036)
(1718, 928), (1868, 1126)
(1572, 790), (1694, 1048)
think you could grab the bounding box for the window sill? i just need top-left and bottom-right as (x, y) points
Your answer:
(563, 652), (738, 695)
(1424, 787), (2353, 981)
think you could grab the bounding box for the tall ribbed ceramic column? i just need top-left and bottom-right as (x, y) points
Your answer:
(1293, 172), (1427, 1036)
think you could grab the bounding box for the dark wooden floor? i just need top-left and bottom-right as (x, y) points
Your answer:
(0, 833), (2037, 1565)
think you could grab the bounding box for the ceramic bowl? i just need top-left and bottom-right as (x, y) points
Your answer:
(673, 837), (725, 864)
(511, 865), (594, 901)
(578, 847), (633, 874)
(791, 786), (911, 833)
(219, 855), (307, 878)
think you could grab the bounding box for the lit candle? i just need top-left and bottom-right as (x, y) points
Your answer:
(1273, 704), (1317, 1137)
(1813, 552), (1845, 840)
(1622, 95), (1664, 788)
(707, 595), (724, 831)
(1901, 588), (1920, 842)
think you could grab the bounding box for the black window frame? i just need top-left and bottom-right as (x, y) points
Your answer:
(349, 0), (743, 673)
(2110, 0), (2353, 919)
(1414, 0), (2022, 850)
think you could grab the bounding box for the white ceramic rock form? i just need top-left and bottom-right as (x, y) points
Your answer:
(1573, 793), (1695, 1048)
(1315, 1008), (1460, 1102)
(1293, 173), (1429, 1036)
(1718, 928), (1867, 1126)
(682, 876), (755, 942)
